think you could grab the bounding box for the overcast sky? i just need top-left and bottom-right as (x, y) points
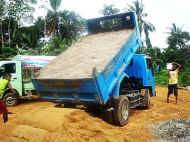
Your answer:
(34, 0), (190, 48)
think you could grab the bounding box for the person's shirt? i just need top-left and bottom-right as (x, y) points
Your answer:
(0, 79), (9, 96)
(168, 69), (179, 85)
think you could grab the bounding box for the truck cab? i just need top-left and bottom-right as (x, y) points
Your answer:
(0, 61), (22, 106)
(125, 54), (155, 96)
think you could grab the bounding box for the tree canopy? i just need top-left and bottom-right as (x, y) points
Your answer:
(128, 0), (155, 48)
(0, 0), (85, 57)
(101, 4), (120, 16)
(167, 23), (190, 49)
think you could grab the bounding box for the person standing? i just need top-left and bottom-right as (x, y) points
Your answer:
(167, 62), (181, 103)
(0, 101), (8, 123)
(0, 73), (12, 123)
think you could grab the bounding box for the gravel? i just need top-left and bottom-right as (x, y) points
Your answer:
(153, 119), (190, 142)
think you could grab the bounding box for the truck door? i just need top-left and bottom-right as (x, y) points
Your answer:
(0, 61), (23, 96)
(145, 57), (155, 96)
(22, 66), (39, 93)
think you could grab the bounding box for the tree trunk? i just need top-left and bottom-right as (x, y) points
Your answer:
(8, 19), (11, 47)
(55, 12), (59, 36)
(44, 17), (47, 37)
(0, 20), (4, 54)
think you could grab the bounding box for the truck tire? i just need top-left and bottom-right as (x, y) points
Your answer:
(104, 106), (114, 124)
(3, 93), (18, 107)
(113, 95), (129, 126)
(142, 89), (150, 109)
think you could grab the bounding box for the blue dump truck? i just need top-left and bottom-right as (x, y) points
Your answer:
(33, 12), (155, 126)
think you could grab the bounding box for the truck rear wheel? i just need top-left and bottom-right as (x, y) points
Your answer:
(3, 93), (19, 107)
(113, 95), (129, 126)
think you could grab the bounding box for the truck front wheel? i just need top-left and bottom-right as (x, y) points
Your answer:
(113, 95), (129, 126)
(3, 93), (19, 107)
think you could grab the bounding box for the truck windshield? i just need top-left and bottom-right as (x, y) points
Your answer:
(0, 63), (16, 75)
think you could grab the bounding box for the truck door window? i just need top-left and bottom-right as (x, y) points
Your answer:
(1, 63), (16, 74)
(23, 68), (32, 83)
(23, 67), (41, 83)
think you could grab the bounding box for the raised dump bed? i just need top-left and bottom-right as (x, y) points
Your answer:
(34, 12), (155, 126)
(39, 29), (134, 79)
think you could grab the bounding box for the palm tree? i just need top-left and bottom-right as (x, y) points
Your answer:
(47, 0), (62, 36)
(128, 0), (155, 48)
(167, 23), (190, 49)
(58, 10), (85, 41)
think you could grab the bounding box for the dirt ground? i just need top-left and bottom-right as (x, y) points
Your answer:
(0, 86), (189, 142)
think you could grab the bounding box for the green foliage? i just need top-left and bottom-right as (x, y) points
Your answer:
(101, 4), (120, 16)
(0, 0), (6, 53)
(162, 47), (190, 69)
(139, 47), (164, 70)
(100, 4), (122, 31)
(14, 26), (40, 48)
(47, 0), (62, 36)
(163, 24), (190, 71)
(155, 70), (190, 86)
(59, 10), (85, 41)
(179, 71), (190, 85)
(155, 70), (168, 85)
(0, 0), (84, 58)
(40, 36), (68, 55)
(49, 0), (62, 11)
(7, 0), (35, 21)
(47, 0), (85, 38)
(0, 47), (17, 59)
(167, 23), (190, 49)
(0, 0), (5, 17)
(0, 0), (36, 53)
(2, 17), (18, 45)
(34, 17), (45, 38)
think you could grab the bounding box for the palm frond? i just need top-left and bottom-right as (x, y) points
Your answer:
(49, 0), (62, 12)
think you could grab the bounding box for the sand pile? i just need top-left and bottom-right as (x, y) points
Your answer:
(38, 30), (134, 79)
(1, 87), (190, 142)
(11, 125), (49, 142)
(16, 107), (75, 131)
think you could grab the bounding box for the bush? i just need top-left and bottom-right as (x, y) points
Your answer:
(179, 71), (190, 86)
(40, 36), (69, 55)
(155, 70), (168, 85)
(0, 47), (17, 59)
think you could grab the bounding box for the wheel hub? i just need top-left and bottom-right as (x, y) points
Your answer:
(6, 96), (16, 106)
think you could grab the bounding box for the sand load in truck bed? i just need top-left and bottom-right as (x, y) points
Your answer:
(38, 29), (134, 79)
